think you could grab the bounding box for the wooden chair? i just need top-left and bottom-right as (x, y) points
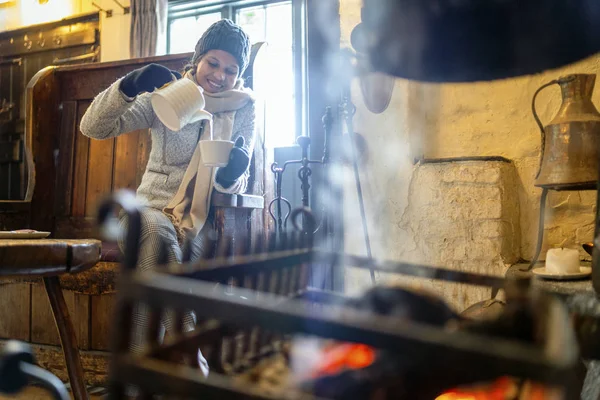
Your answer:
(0, 43), (273, 392)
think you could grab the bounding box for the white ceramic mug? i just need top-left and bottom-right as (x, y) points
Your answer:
(200, 139), (234, 167)
(150, 78), (212, 131)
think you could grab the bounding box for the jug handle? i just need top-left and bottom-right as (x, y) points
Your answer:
(531, 79), (558, 179)
(531, 76), (576, 178)
(531, 79), (558, 134)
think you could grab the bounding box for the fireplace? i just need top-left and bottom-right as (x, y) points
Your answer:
(100, 196), (582, 400)
(105, 243), (581, 399)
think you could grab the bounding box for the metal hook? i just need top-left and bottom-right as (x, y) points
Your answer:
(290, 207), (317, 234)
(91, 2), (113, 17)
(110, 0), (130, 14)
(268, 196), (292, 233)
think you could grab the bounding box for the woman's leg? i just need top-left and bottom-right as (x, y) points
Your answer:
(118, 208), (182, 349)
(118, 208), (209, 378)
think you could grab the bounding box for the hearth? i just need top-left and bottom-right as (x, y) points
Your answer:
(101, 196), (583, 400)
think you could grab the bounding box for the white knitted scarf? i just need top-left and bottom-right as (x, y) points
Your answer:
(163, 72), (253, 240)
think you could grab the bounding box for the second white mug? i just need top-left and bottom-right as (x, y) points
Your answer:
(199, 140), (234, 167)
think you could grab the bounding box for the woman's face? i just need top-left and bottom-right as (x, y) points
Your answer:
(195, 49), (239, 93)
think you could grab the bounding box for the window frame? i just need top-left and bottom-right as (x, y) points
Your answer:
(166, 0), (307, 142)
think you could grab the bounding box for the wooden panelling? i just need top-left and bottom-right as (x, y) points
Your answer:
(0, 139), (21, 163)
(0, 282), (30, 341)
(31, 282), (90, 349)
(0, 138), (22, 200)
(90, 294), (116, 350)
(0, 58), (22, 120)
(54, 217), (96, 239)
(84, 137), (114, 217)
(113, 131), (141, 191)
(0, 58), (24, 201)
(57, 54), (192, 101)
(0, 211), (28, 231)
(28, 67), (60, 232)
(71, 101), (91, 218)
(136, 130), (151, 187)
(55, 101), (78, 217)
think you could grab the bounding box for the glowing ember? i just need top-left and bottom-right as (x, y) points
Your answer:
(436, 377), (514, 400)
(311, 343), (376, 377)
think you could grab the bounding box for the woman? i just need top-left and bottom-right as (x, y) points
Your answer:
(80, 19), (255, 371)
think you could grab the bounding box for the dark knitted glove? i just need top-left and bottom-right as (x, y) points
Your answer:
(120, 63), (182, 98)
(215, 137), (250, 188)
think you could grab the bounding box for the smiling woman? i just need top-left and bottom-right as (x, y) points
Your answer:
(79, 18), (256, 365)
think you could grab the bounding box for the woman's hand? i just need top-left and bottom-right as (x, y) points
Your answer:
(216, 137), (250, 188)
(120, 63), (182, 98)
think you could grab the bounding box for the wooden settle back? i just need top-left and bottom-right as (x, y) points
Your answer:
(25, 46), (272, 246)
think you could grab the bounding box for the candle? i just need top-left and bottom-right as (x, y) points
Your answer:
(546, 248), (580, 274)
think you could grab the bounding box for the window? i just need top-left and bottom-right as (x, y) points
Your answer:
(168, 13), (222, 55)
(167, 0), (306, 148)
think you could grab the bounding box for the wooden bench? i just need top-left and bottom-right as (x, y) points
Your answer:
(0, 47), (274, 386)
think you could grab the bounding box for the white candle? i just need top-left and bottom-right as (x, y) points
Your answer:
(546, 248), (580, 274)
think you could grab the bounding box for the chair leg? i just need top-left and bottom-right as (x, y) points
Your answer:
(43, 276), (89, 400)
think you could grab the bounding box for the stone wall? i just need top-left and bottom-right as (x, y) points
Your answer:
(339, 0), (597, 308)
(405, 159), (520, 267)
(403, 159), (519, 311)
(346, 159), (520, 311)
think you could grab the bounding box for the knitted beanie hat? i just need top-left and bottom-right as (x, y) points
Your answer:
(191, 19), (251, 76)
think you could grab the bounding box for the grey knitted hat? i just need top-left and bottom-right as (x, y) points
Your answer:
(191, 19), (250, 76)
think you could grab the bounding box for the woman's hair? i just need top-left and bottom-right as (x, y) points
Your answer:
(183, 57), (197, 75)
(184, 19), (250, 77)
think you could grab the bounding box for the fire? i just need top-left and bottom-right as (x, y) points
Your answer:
(311, 343), (376, 377)
(435, 377), (553, 400)
(435, 377), (514, 400)
(306, 343), (555, 400)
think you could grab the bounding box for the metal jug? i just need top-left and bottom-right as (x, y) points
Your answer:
(532, 74), (600, 190)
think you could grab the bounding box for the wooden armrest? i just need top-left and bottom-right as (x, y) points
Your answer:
(211, 192), (238, 207)
(211, 192), (264, 209)
(236, 194), (264, 209)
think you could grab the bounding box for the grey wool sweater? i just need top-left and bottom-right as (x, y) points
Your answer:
(80, 77), (256, 211)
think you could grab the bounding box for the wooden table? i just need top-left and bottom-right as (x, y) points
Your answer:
(0, 239), (101, 400)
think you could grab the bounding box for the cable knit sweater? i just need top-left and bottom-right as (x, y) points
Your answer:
(80, 77), (256, 211)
